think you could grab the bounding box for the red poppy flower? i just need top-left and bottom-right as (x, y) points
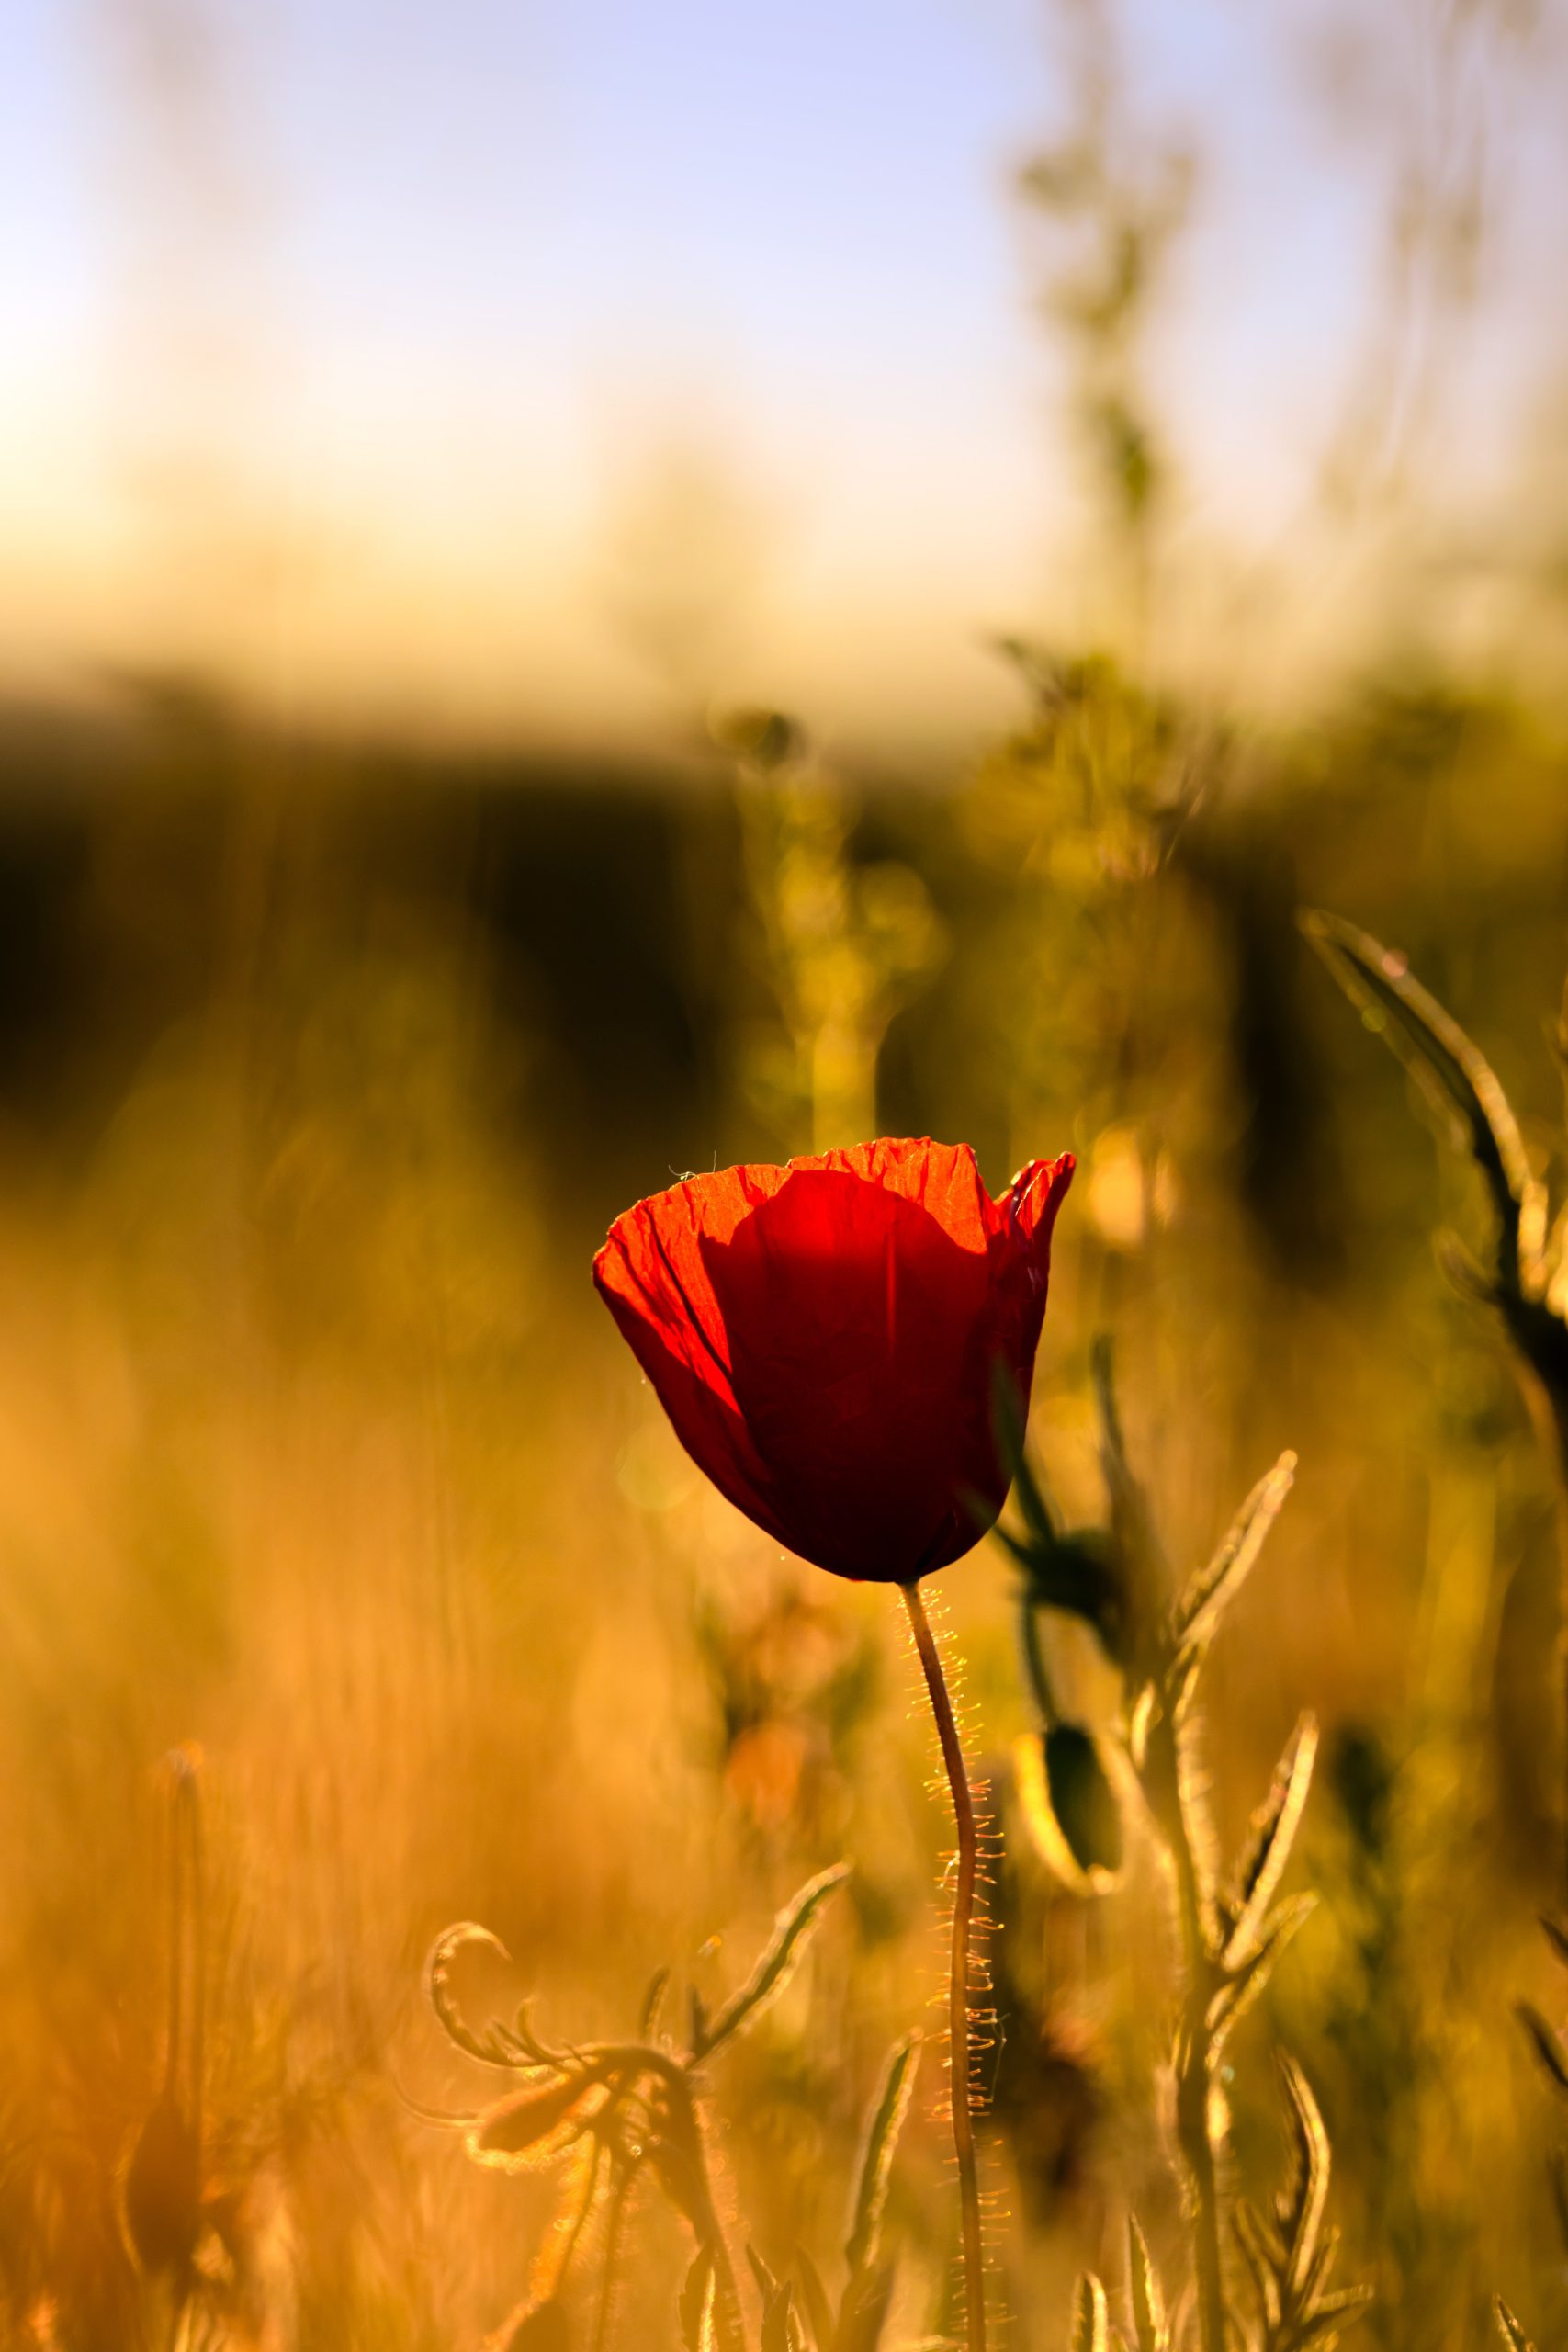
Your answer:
(594, 1136), (1074, 1584)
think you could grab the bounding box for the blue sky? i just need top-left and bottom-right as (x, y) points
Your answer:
(1, 0), (1562, 746)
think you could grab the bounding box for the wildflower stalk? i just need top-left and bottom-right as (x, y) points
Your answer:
(660, 2068), (747, 2351)
(1142, 1704), (1228, 2352)
(901, 1578), (987, 2352)
(592, 2160), (639, 2352)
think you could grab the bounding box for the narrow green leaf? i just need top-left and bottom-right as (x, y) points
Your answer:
(694, 1864), (852, 2059)
(639, 1965), (671, 2041)
(1301, 2222), (1343, 2311)
(679, 2245), (716, 2352)
(748, 2248), (803, 2352)
(991, 1356), (1055, 1551)
(1233, 2202), (1283, 2336)
(1208, 1894), (1316, 2051)
(845, 2034), (920, 2279)
(835, 2260), (897, 2352)
(1126, 2216), (1168, 2352)
(794, 2245), (835, 2352)
(1091, 1337), (1168, 1605)
(1071, 2272), (1111, 2352)
(1301, 909), (1545, 1288)
(1277, 2053), (1332, 2297)
(1172, 1453), (1296, 1656)
(1223, 1714), (1318, 1972)
(749, 2245), (782, 2302)
(1495, 2297), (1538, 2352)
(1296, 2289), (1374, 2347)
(1517, 2001), (1568, 2096)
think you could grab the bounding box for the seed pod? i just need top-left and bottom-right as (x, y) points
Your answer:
(123, 2090), (202, 2276)
(1014, 1726), (1126, 1892)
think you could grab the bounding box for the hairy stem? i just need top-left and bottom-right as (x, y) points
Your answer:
(663, 2073), (747, 2352)
(592, 2160), (638, 2352)
(901, 1579), (987, 2352)
(1145, 1706), (1228, 2352)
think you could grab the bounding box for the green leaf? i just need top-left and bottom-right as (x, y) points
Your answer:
(1277, 2054), (1332, 2297)
(1071, 2271), (1111, 2352)
(694, 1865), (852, 2059)
(746, 2251), (795, 2352)
(1208, 1894), (1316, 2052)
(1234, 2201), (1283, 2336)
(679, 2245), (717, 2352)
(761, 2298), (795, 2352)
(990, 1356), (1055, 1552)
(639, 1965), (671, 2041)
(844, 2034), (920, 2279)
(1296, 2290), (1374, 2347)
(835, 2260), (897, 2352)
(1091, 1337), (1168, 1610)
(1301, 909), (1544, 1291)
(1517, 2001), (1568, 2096)
(1222, 1713), (1318, 1971)
(1126, 2216), (1168, 2352)
(1495, 2298), (1537, 2352)
(1172, 1453), (1296, 1658)
(794, 2245), (835, 2352)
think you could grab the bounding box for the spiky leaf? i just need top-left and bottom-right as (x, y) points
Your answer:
(1071, 2272), (1111, 2352)
(1234, 2202), (1284, 2335)
(1295, 2290), (1374, 2347)
(468, 2074), (605, 2173)
(1540, 1915), (1568, 1972)
(1300, 910), (1544, 1286)
(1172, 1453), (1297, 1657)
(1517, 2001), (1568, 2097)
(679, 2245), (717, 2352)
(1209, 1895), (1316, 2051)
(1277, 2055), (1331, 2297)
(1091, 1338), (1168, 1616)
(794, 2245), (835, 2352)
(1495, 2299), (1537, 2352)
(694, 1865), (851, 2059)
(1126, 2216), (1168, 2352)
(640, 1965), (671, 2041)
(745, 2251), (795, 2352)
(845, 2035), (920, 2278)
(836, 2260), (897, 2352)
(1223, 1716), (1318, 1970)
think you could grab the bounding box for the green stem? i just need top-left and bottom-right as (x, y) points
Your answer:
(663, 2073), (747, 2352)
(1145, 1707), (1228, 2352)
(901, 1579), (987, 2352)
(1018, 1594), (1057, 1727)
(592, 2160), (639, 2352)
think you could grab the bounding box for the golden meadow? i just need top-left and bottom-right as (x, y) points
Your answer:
(5, 8), (1568, 2349)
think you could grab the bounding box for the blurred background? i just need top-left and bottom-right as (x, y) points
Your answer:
(2, 1), (1568, 2346)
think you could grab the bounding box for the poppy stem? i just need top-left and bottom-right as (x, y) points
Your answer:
(900, 1578), (987, 2352)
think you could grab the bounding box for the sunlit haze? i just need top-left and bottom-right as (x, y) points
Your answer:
(3, 0), (1565, 750)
